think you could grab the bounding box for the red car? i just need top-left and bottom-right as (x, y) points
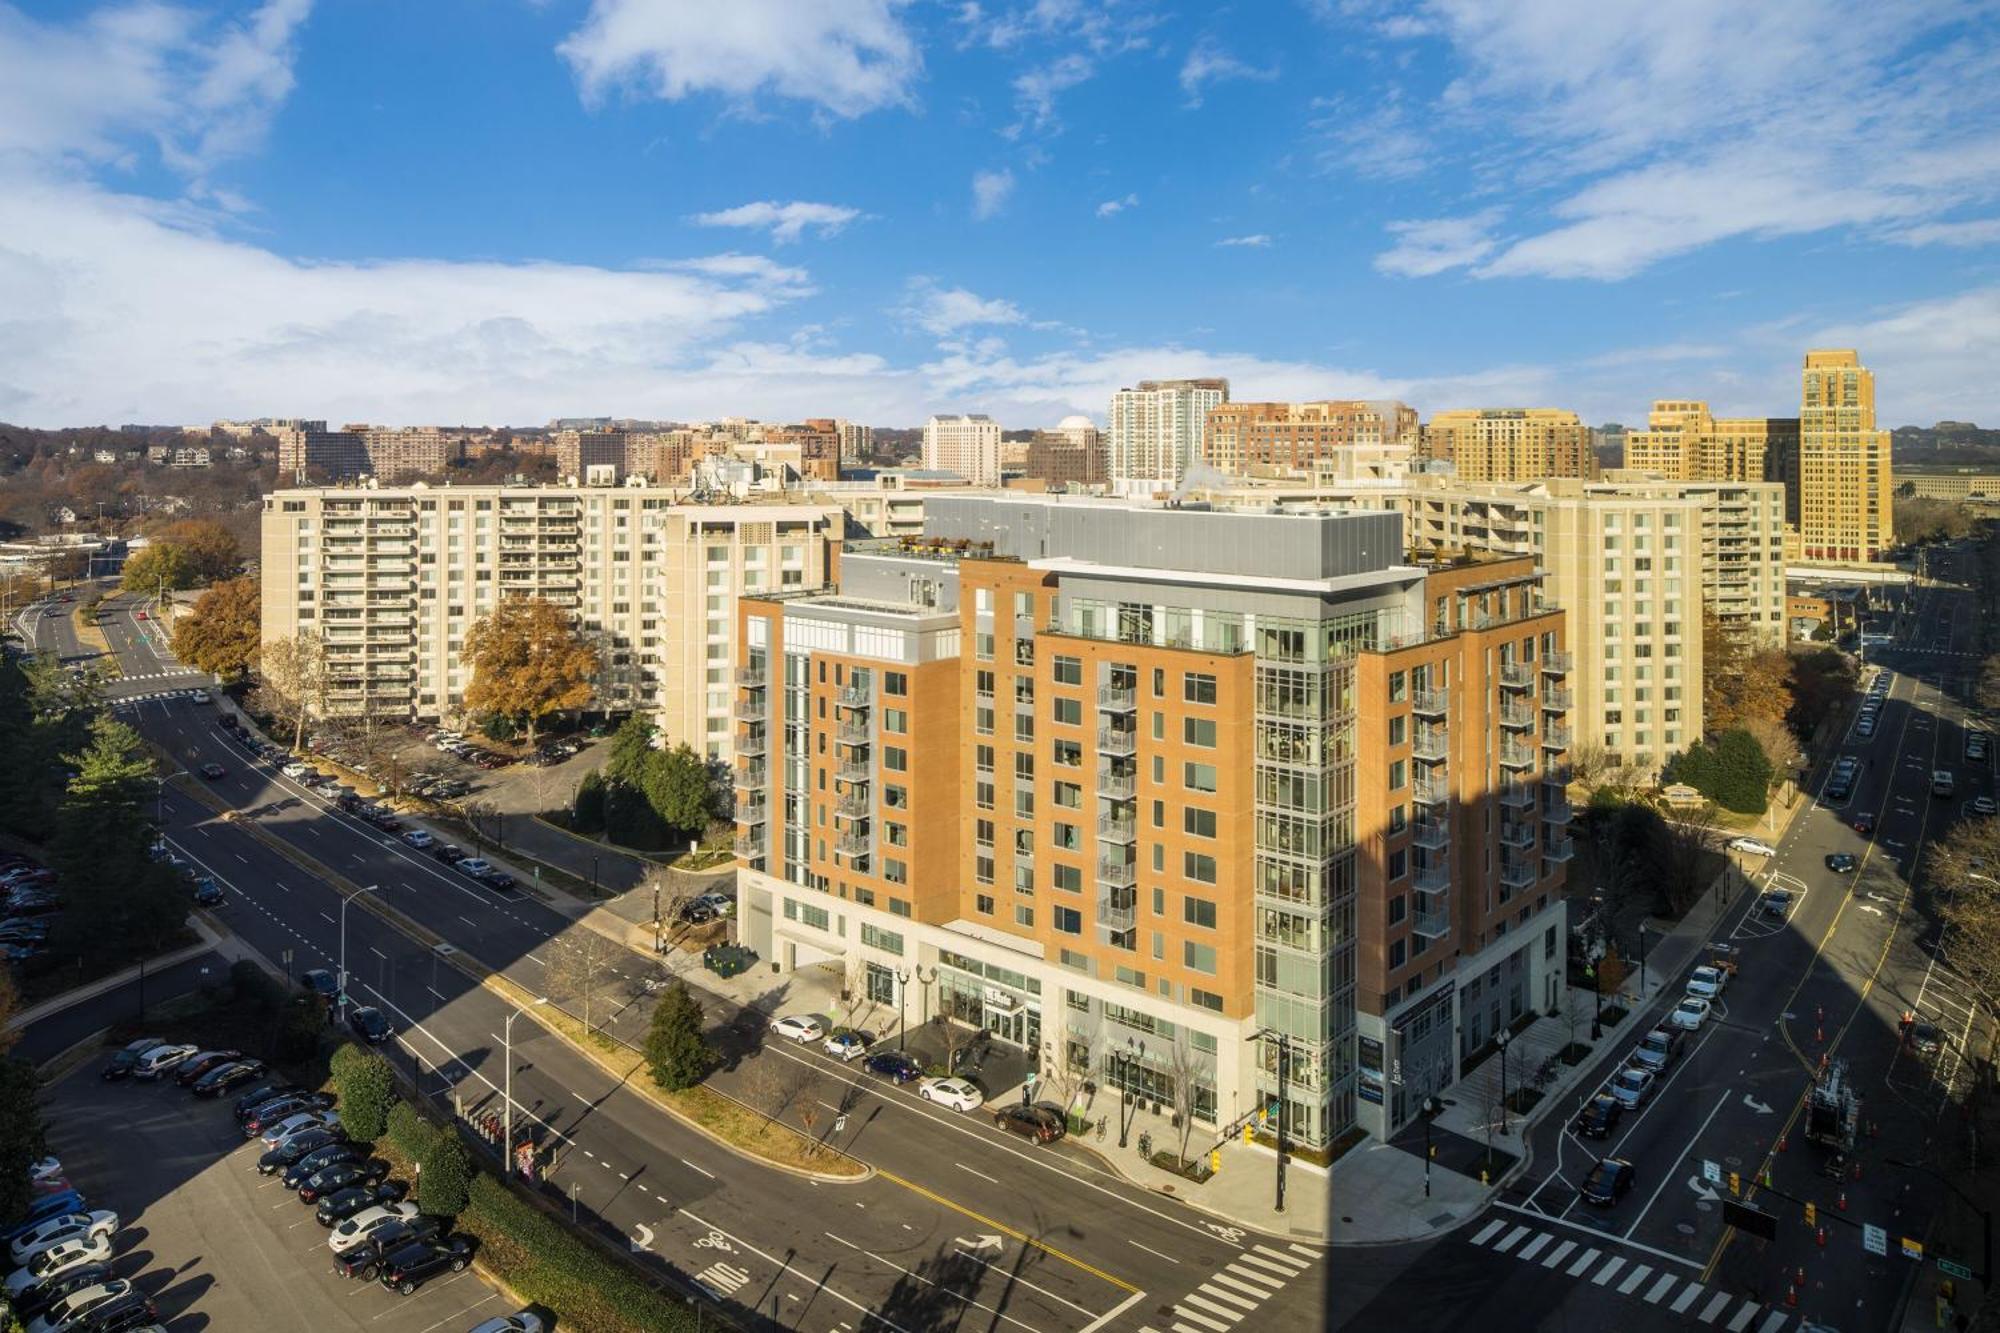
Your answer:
(136, 611), (148, 620)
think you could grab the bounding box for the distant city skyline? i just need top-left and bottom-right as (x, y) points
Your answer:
(1, 1), (1997, 428)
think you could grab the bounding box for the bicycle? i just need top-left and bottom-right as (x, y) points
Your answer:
(1096, 1116), (1107, 1143)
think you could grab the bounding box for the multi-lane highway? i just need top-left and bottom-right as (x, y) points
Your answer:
(1334, 565), (1992, 1333)
(51, 585), (1327, 1332)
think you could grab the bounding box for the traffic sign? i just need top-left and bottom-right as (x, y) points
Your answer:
(1722, 1200), (1777, 1241)
(1701, 1159), (1721, 1185)
(1863, 1224), (1887, 1257)
(1937, 1258), (1973, 1281)
(1902, 1237), (1925, 1261)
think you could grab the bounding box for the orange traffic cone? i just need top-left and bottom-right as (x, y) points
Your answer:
(1777, 1133), (1787, 1153)
(1786, 1285), (1799, 1309)
(1817, 1225), (1827, 1248)
(1837, 1190), (1848, 1212)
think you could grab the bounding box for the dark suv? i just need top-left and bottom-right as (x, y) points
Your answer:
(377, 1235), (475, 1294)
(1573, 1093), (1622, 1139)
(331, 1216), (442, 1280)
(992, 1103), (1067, 1143)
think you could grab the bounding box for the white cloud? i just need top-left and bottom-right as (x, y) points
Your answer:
(1890, 218), (2000, 249)
(1216, 234), (1272, 248)
(957, 0), (1161, 55)
(558, 0), (921, 120)
(1095, 192), (1138, 218)
(971, 167), (1016, 219)
(893, 278), (1028, 335)
(1009, 52), (1094, 134)
(1360, 0), (2000, 279)
(1799, 286), (2000, 426)
(1374, 210), (1502, 277)
(1178, 37), (1277, 107)
(691, 200), (864, 243)
(1309, 96), (1431, 181)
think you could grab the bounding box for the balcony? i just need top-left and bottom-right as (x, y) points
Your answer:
(1097, 727), (1137, 757)
(1097, 768), (1136, 800)
(1499, 701), (1536, 729)
(1500, 819), (1536, 849)
(1543, 686), (1573, 711)
(736, 796), (766, 827)
(733, 834), (764, 861)
(1498, 782), (1534, 810)
(735, 664), (766, 687)
(1413, 859), (1450, 892)
(734, 695), (766, 722)
(1097, 858), (1137, 889)
(833, 793), (871, 822)
(1499, 739), (1536, 768)
(1013, 844), (1036, 870)
(835, 755), (871, 782)
(836, 829), (872, 857)
(734, 761), (766, 789)
(1544, 796), (1574, 825)
(838, 683), (870, 709)
(1097, 813), (1137, 844)
(1543, 765), (1573, 788)
(1411, 815), (1450, 850)
(837, 720), (871, 746)
(1542, 651), (1573, 675)
(1097, 684), (1136, 713)
(734, 726), (767, 757)
(1544, 837), (1575, 863)
(1500, 855), (1538, 889)
(1412, 903), (1450, 939)
(1542, 723), (1572, 750)
(1499, 663), (1535, 690)
(1097, 888), (1137, 932)
(1412, 688), (1449, 718)
(1412, 775), (1451, 806)
(1412, 725), (1449, 762)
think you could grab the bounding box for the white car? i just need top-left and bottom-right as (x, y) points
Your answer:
(467, 1314), (548, 1333)
(1686, 965), (1729, 1000)
(455, 858), (494, 877)
(261, 1109), (338, 1148)
(25, 1279), (136, 1333)
(1727, 837), (1778, 858)
(328, 1202), (419, 1255)
(402, 830), (435, 849)
(8, 1212), (118, 1266)
(1969, 795), (1998, 817)
(190, 689), (211, 704)
(131, 1043), (198, 1080)
(3, 1232), (112, 1297)
(281, 762), (313, 779)
(771, 1015), (825, 1044)
(917, 1077), (985, 1112)
(27, 1155), (61, 1182)
(1670, 997), (1712, 1031)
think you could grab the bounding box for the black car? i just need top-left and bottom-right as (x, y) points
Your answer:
(431, 843), (465, 864)
(233, 1081), (299, 1118)
(991, 1102), (1066, 1143)
(257, 1127), (344, 1172)
(1909, 1020), (1946, 1056)
(300, 1158), (390, 1203)
(173, 1049), (244, 1087)
(862, 1051), (923, 1084)
(192, 877), (224, 906)
(199, 762), (228, 780)
(1573, 1093), (1623, 1140)
(333, 1216), (443, 1279)
(478, 870), (516, 892)
(283, 1142), (367, 1188)
(314, 1181), (409, 1227)
(240, 1091), (332, 1129)
(1852, 811), (1876, 837)
(1580, 1157), (1636, 1206)
(69, 1288), (158, 1332)
(1825, 853), (1859, 874)
(378, 1235), (476, 1295)
(348, 1006), (392, 1044)
(301, 968), (339, 1001)
(10, 1261), (114, 1320)
(193, 1060), (266, 1097)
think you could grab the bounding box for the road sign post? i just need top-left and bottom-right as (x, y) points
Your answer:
(1865, 1224), (1888, 1257)
(1937, 1257), (1973, 1281)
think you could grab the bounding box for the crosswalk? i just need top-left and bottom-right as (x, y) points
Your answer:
(1137, 1241), (1318, 1333)
(1469, 1219), (1792, 1331)
(111, 687), (204, 705)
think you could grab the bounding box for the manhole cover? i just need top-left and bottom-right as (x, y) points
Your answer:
(1679, 1222), (1698, 1234)
(1724, 1155), (1743, 1167)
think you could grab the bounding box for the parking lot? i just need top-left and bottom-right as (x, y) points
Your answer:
(41, 1060), (509, 1332)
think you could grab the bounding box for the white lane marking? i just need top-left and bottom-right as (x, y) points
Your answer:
(1592, 1256), (1627, 1286)
(679, 1158), (714, 1179)
(1470, 1220), (1507, 1246)
(1671, 1283), (1705, 1314)
(1516, 1232), (1554, 1262)
(954, 1162), (999, 1185)
(1645, 1272), (1678, 1304)
(1540, 1239), (1576, 1268)
(1566, 1246), (1601, 1277)
(1129, 1239), (1180, 1265)
(1616, 1263), (1654, 1295)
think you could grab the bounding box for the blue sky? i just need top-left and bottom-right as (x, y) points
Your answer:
(2, 0), (1998, 429)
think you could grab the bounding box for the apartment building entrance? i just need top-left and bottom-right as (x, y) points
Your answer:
(980, 987), (1041, 1052)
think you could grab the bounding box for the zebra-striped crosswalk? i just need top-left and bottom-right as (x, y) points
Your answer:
(1137, 1241), (1318, 1333)
(1469, 1218), (1793, 1331)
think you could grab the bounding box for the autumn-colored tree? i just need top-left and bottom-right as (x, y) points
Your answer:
(172, 576), (260, 679)
(255, 630), (328, 752)
(151, 518), (242, 584)
(1925, 816), (2000, 1024)
(461, 597), (600, 744)
(120, 542), (197, 594)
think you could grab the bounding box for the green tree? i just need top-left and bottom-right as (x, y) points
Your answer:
(605, 716), (657, 787)
(334, 1047), (396, 1142)
(171, 576), (260, 679)
(0, 1058), (48, 1225)
(120, 542), (197, 594)
(642, 742), (719, 836)
(1672, 729), (1772, 814)
(49, 715), (184, 959)
(416, 1129), (473, 1217)
(571, 770), (607, 833)
(150, 518), (241, 584)
(643, 980), (715, 1091)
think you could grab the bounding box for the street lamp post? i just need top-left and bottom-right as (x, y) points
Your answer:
(504, 997), (550, 1171)
(1422, 1094), (1441, 1198)
(1496, 1028), (1512, 1137)
(1637, 925), (1650, 995)
(337, 884), (380, 1021)
(1115, 1037), (1147, 1149)
(914, 964), (938, 1027)
(894, 967), (909, 1052)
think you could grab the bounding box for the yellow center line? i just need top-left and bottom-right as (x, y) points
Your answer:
(874, 1166), (1140, 1293)
(1701, 592), (1952, 1282)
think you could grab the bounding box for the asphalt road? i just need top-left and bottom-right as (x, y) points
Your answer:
(1334, 564), (1992, 1333)
(87, 601), (1319, 1332)
(11, 951), (231, 1066)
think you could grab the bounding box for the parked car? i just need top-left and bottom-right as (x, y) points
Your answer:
(262, 1109), (341, 1149)
(376, 1235), (475, 1294)
(478, 870), (516, 892)
(314, 1182), (408, 1227)
(232, 1082), (300, 1118)
(467, 1312), (549, 1333)
(172, 1050), (244, 1087)
(6, 1260), (114, 1323)
(1852, 811), (1876, 837)
(100, 1039), (165, 1082)
(402, 830), (434, 850)
(430, 843), (466, 865)
(9, 1212), (119, 1266)
(1908, 1020), (1946, 1057)
(191, 877), (224, 906)
(991, 1103), (1067, 1143)
(863, 1051), (923, 1084)
(1756, 887), (1794, 919)
(244, 1095), (331, 1136)
(282, 1143), (367, 1189)
(1727, 837), (1777, 857)
(327, 1202), (419, 1255)
(1606, 1065), (1655, 1110)
(299, 1159), (390, 1204)
(1573, 1093), (1623, 1139)
(1579, 1157), (1636, 1206)
(130, 1044), (197, 1081)
(1969, 795), (1998, 817)
(281, 763), (313, 779)
(331, 1218), (441, 1279)
(454, 857), (494, 878)
(348, 1006), (392, 1044)
(0, 1194), (86, 1246)
(1685, 965), (1730, 999)
(771, 1015), (825, 1044)
(1670, 997), (1713, 1031)
(257, 1128), (345, 1173)
(823, 1029), (871, 1061)
(192, 1060), (265, 1097)
(20, 1278), (144, 1333)
(4, 1235), (112, 1301)
(917, 1077), (985, 1112)
(1631, 1026), (1684, 1073)
(301, 969), (339, 1000)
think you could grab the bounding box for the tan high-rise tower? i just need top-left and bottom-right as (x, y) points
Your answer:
(1799, 350), (1893, 562)
(1422, 409), (1596, 482)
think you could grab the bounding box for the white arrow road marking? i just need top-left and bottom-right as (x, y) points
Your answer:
(630, 1223), (654, 1252)
(1741, 1095), (1773, 1114)
(954, 1234), (1004, 1254)
(1685, 1176), (1719, 1203)
(1858, 905), (1885, 917)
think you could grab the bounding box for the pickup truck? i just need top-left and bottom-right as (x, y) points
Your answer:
(1686, 964), (1731, 1000)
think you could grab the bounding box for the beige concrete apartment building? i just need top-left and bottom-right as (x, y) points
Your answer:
(1107, 379), (1229, 494)
(260, 482), (840, 759)
(1799, 349), (1895, 562)
(1621, 402), (1799, 496)
(1201, 399), (1420, 481)
(921, 414), (1002, 487)
(1421, 409), (1597, 482)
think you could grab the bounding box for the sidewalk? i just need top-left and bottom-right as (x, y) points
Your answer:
(5, 916), (251, 1031)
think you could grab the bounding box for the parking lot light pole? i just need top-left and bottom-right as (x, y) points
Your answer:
(894, 967), (909, 1052)
(337, 884), (380, 1020)
(505, 997), (550, 1168)
(1496, 1028), (1512, 1137)
(1422, 1095), (1441, 1198)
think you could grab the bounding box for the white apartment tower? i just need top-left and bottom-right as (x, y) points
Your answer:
(1107, 379), (1229, 495)
(921, 415), (1002, 487)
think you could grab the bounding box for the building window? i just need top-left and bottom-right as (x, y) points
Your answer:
(1189, 988), (1224, 1013)
(1053, 697), (1083, 726)
(1184, 851), (1217, 884)
(976, 894), (996, 915)
(1388, 847), (1407, 880)
(1015, 905), (1035, 928)
(1388, 671), (1407, 703)
(1183, 673), (1217, 705)
(1183, 897), (1217, 929)
(883, 747), (908, 771)
(884, 671), (908, 696)
(1054, 906), (1082, 935)
(1183, 941), (1217, 975)
(1388, 759), (1407, 791)
(1183, 717), (1217, 748)
(1053, 656), (1082, 685)
(1183, 807), (1216, 839)
(1184, 762), (1217, 793)
(1389, 715), (1406, 746)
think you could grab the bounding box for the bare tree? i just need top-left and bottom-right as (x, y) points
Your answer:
(254, 630), (327, 753)
(1927, 818), (2000, 1025)
(543, 928), (623, 1034)
(1166, 1032), (1212, 1168)
(1657, 802), (1722, 917)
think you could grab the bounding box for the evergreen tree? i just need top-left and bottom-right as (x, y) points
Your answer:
(416, 1130), (473, 1217)
(571, 769), (607, 833)
(643, 742), (718, 837)
(0, 1058), (48, 1225)
(644, 981), (715, 1091)
(335, 1048), (396, 1142)
(50, 715), (183, 958)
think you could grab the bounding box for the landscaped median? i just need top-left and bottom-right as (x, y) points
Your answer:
(483, 970), (868, 1181)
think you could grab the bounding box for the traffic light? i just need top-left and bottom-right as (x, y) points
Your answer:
(1805, 1201), (1817, 1227)
(1728, 1172), (1741, 1197)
